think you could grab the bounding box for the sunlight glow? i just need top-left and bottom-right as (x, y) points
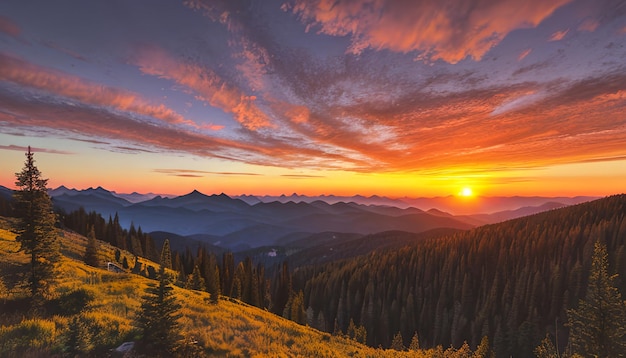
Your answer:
(459, 187), (473, 197)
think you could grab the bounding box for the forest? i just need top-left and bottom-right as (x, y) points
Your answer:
(46, 193), (626, 356)
(292, 195), (626, 356)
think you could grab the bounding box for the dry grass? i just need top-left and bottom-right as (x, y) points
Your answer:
(0, 218), (465, 357)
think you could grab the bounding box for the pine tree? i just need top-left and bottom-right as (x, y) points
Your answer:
(206, 261), (220, 304)
(534, 334), (558, 358)
(567, 241), (626, 357)
(409, 331), (420, 351)
(160, 239), (172, 269)
(187, 265), (206, 291)
(12, 147), (59, 307)
(65, 315), (91, 356)
(473, 335), (495, 358)
(391, 331), (405, 351)
(84, 226), (100, 267)
(136, 265), (182, 356)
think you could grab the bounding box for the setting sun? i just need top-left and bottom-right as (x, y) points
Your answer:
(459, 187), (473, 197)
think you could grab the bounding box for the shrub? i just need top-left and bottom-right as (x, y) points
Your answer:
(0, 318), (57, 356)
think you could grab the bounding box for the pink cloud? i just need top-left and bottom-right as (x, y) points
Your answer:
(518, 48), (532, 61)
(285, 0), (571, 63)
(549, 29), (569, 41)
(0, 16), (20, 38)
(0, 144), (74, 155)
(0, 53), (215, 130)
(134, 46), (273, 130)
(578, 18), (599, 32)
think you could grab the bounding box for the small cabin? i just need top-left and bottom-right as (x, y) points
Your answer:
(107, 262), (125, 273)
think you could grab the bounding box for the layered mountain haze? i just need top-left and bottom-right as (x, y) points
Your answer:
(1, 184), (588, 252)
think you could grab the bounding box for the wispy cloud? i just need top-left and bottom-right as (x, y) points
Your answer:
(0, 53), (209, 130)
(578, 18), (599, 32)
(281, 174), (326, 179)
(518, 48), (532, 61)
(549, 29), (569, 41)
(134, 46), (273, 130)
(0, 144), (74, 155)
(154, 169), (261, 176)
(284, 0), (571, 63)
(0, 16), (20, 38)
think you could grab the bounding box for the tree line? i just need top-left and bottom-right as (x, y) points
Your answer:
(290, 195), (626, 356)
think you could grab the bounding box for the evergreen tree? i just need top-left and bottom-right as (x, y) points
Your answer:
(206, 261), (220, 304)
(187, 265), (206, 291)
(567, 241), (626, 357)
(136, 265), (182, 356)
(65, 315), (91, 356)
(160, 239), (172, 269)
(84, 226), (100, 267)
(473, 335), (494, 358)
(12, 147), (59, 307)
(391, 331), (405, 351)
(534, 334), (558, 358)
(409, 331), (420, 351)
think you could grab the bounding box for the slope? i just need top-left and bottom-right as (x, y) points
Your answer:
(0, 216), (450, 357)
(292, 194), (626, 355)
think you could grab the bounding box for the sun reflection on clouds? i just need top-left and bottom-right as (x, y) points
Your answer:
(0, 0), (625, 197)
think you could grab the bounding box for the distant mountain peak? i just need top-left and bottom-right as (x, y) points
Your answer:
(87, 186), (110, 193)
(188, 189), (205, 195)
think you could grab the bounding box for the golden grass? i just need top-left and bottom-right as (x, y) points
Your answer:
(0, 218), (456, 357)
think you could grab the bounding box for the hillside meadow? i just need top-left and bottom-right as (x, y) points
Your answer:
(0, 217), (473, 357)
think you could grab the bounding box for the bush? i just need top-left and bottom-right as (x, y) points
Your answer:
(48, 288), (94, 315)
(0, 318), (57, 356)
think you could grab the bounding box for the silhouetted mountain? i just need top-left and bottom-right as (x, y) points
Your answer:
(469, 201), (567, 223)
(0, 185), (12, 200)
(48, 186), (596, 251)
(111, 191), (168, 203)
(48, 185), (80, 197)
(140, 190), (249, 212)
(52, 186), (132, 213)
(50, 187), (475, 249)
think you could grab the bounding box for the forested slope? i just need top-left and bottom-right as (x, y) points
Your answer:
(293, 195), (626, 357)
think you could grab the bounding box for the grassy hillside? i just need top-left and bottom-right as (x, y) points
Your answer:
(0, 217), (467, 357)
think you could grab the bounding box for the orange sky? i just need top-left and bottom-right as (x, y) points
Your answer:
(1, 0), (625, 197)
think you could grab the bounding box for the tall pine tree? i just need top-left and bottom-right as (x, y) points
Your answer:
(84, 226), (100, 267)
(136, 265), (182, 356)
(160, 239), (172, 270)
(12, 146), (59, 307)
(567, 241), (626, 357)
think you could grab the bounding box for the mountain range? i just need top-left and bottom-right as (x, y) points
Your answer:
(0, 185), (596, 251)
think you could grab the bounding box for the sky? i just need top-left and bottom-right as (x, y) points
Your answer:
(0, 0), (625, 198)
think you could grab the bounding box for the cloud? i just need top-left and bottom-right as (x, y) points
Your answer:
(549, 29), (569, 41)
(281, 174), (326, 178)
(0, 16), (20, 38)
(0, 53), (213, 130)
(578, 18), (599, 32)
(0, 144), (74, 155)
(154, 169), (261, 176)
(134, 46), (273, 130)
(0, 82), (365, 171)
(284, 0), (571, 63)
(518, 48), (532, 61)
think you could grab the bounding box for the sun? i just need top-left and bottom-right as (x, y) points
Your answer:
(459, 187), (473, 197)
